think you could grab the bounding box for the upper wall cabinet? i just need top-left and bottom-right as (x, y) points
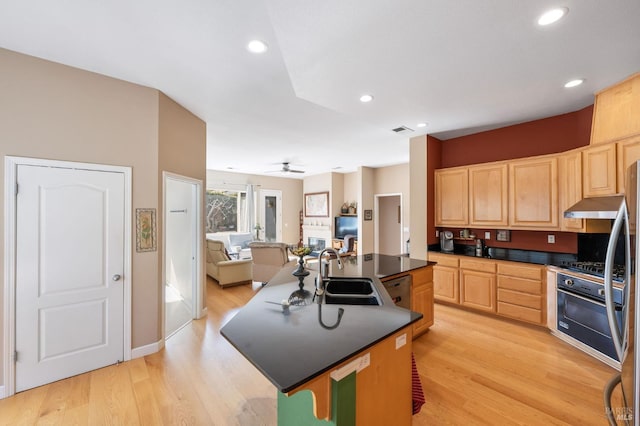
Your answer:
(591, 73), (640, 145)
(469, 163), (508, 227)
(558, 150), (584, 232)
(582, 143), (617, 197)
(558, 150), (611, 233)
(617, 135), (640, 194)
(435, 168), (468, 226)
(508, 157), (558, 229)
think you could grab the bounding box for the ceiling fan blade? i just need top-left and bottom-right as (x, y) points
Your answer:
(288, 169), (305, 173)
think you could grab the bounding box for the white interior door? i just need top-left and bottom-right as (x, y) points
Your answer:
(15, 164), (125, 392)
(164, 176), (199, 337)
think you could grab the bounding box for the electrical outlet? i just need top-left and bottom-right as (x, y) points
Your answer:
(548, 235), (555, 244)
(485, 231), (491, 239)
(435, 230), (439, 237)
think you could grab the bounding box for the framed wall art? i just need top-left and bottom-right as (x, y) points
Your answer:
(136, 208), (157, 252)
(304, 191), (329, 217)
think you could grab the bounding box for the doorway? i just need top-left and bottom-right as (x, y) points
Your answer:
(259, 189), (282, 242)
(375, 194), (404, 255)
(4, 156), (132, 396)
(163, 173), (203, 339)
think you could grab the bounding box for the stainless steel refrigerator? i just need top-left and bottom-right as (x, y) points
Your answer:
(602, 161), (638, 425)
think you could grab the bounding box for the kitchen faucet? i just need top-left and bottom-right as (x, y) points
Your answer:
(314, 248), (343, 298)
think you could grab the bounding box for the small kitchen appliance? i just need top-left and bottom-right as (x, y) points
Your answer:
(440, 231), (454, 252)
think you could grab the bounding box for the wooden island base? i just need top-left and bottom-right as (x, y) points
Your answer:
(278, 326), (413, 426)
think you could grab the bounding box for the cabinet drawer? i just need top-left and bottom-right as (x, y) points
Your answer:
(497, 302), (543, 325)
(460, 258), (496, 273)
(411, 267), (433, 287)
(497, 263), (543, 280)
(497, 288), (542, 309)
(497, 276), (542, 295)
(428, 252), (459, 267)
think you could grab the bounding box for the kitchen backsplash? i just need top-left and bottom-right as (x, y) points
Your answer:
(438, 228), (578, 254)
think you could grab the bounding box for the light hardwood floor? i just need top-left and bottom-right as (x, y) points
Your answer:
(0, 277), (621, 425)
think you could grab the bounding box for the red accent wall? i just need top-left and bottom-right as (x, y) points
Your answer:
(440, 105), (593, 168)
(429, 105), (594, 254)
(447, 228), (577, 254)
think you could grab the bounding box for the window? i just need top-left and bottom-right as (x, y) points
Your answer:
(205, 190), (246, 233)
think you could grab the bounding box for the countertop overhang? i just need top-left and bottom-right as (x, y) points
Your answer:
(220, 254), (431, 393)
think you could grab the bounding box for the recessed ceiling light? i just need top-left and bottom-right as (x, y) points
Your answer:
(247, 40), (268, 54)
(417, 122), (428, 128)
(538, 7), (568, 26)
(359, 94), (374, 103)
(564, 79), (584, 88)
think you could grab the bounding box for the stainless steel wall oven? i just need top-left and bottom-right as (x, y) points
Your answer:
(556, 271), (624, 366)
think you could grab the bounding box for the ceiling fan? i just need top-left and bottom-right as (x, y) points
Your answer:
(267, 162), (305, 174)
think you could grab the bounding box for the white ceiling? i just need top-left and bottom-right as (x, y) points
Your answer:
(1, 0), (639, 178)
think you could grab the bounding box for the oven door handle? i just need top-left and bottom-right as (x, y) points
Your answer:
(604, 201), (628, 362)
(557, 288), (623, 309)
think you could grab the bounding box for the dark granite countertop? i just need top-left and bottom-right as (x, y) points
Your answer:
(428, 244), (576, 267)
(220, 254), (431, 393)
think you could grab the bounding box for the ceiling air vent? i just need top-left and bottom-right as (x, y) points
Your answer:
(391, 126), (414, 133)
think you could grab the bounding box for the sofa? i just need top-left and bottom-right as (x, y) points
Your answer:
(206, 232), (253, 259)
(206, 239), (253, 287)
(248, 242), (291, 284)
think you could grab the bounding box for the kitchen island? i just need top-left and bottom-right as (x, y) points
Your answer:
(220, 254), (433, 425)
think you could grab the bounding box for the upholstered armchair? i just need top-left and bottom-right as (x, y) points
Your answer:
(206, 239), (253, 288)
(339, 234), (356, 255)
(248, 242), (290, 284)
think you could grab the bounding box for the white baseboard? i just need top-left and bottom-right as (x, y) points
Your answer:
(131, 340), (164, 359)
(0, 385), (6, 399)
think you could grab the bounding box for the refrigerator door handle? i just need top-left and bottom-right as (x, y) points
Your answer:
(605, 202), (628, 362)
(603, 373), (622, 426)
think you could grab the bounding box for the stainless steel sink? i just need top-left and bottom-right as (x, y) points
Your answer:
(323, 278), (381, 305)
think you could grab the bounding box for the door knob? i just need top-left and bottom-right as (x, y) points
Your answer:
(112, 274), (122, 281)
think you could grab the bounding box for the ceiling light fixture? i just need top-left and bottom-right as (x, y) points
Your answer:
(564, 79), (584, 88)
(538, 7), (568, 26)
(417, 122), (428, 128)
(247, 40), (268, 53)
(359, 94), (374, 103)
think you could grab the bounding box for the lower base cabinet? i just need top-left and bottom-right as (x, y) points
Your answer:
(460, 269), (496, 312)
(410, 267), (434, 337)
(428, 252), (546, 326)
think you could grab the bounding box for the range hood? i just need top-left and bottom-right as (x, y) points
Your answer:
(564, 195), (625, 219)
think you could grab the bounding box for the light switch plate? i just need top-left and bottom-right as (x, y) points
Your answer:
(396, 333), (407, 349)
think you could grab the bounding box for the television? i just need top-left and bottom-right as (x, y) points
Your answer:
(334, 216), (358, 240)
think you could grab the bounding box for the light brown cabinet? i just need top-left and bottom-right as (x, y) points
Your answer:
(558, 150), (584, 232)
(616, 135), (640, 194)
(469, 163), (509, 227)
(558, 150), (610, 233)
(591, 73), (640, 145)
(459, 258), (496, 313)
(496, 263), (545, 325)
(429, 252), (460, 303)
(582, 143), (617, 197)
(508, 157), (558, 229)
(429, 252), (548, 326)
(435, 168), (468, 226)
(410, 267), (434, 337)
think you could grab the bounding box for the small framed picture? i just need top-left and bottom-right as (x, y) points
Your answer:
(136, 208), (157, 252)
(364, 209), (373, 221)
